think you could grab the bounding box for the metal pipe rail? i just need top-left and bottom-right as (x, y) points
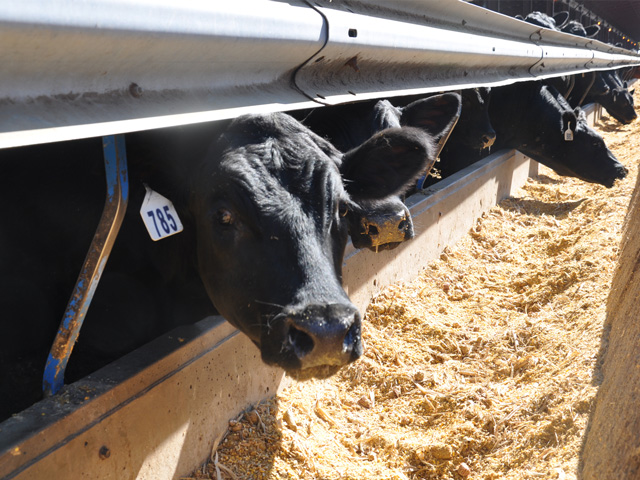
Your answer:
(1, 0), (639, 149)
(42, 135), (129, 397)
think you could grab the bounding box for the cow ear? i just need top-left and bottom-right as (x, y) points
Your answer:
(399, 93), (462, 155)
(515, 14), (524, 20)
(592, 74), (610, 96)
(371, 99), (402, 130)
(584, 25), (600, 38)
(553, 11), (570, 29)
(340, 127), (433, 199)
(561, 110), (578, 135)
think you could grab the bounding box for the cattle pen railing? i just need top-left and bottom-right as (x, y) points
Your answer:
(0, 0), (638, 478)
(2, 0), (639, 148)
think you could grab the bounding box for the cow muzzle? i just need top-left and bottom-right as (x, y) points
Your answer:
(482, 131), (497, 149)
(262, 304), (363, 380)
(356, 207), (413, 252)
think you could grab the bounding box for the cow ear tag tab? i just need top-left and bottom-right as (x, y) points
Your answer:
(140, 184), (184, 241)
(564, 122), (574, 142)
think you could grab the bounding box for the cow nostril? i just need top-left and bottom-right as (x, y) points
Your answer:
(367, 224), (379, 236)
(398, 219), (407, 231)
(288, 325), (315, 359)
(343, 322), (358, 349)
(344, 321), (362, 362)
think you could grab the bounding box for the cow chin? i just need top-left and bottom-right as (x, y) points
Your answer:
(285, 364), (344, 382)
(353, 237), (404, 252)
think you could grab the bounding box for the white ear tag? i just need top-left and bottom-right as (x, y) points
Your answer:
(140, 185), (184, 241)
(564, 123), (574, 142)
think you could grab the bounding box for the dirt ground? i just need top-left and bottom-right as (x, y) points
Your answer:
(188, 91), (640, 480)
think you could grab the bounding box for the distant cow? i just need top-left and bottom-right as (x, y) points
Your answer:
(560, 19), (600, 38)
(436, 87), (496, 180)
(517, 12), (599, 101)
(589, 70), (637, 124)
(366, 87), (498, 190)
(295, 93), (461, 250)
(570, 69), (637, 124)
(0, 112), (434, 419)
(541, 17), (637, 124)
(441, 81), (628, 188)
(517, 11), (600, 39)
(516, 11), (569, 31)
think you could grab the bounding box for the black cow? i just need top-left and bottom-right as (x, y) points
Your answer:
(517, 12), (599, 101)
(352, 89), (494, 188)
(544, 18), (637, 124)
(490, 82), (627, 187)
(295, 93), (461, 250)
(588, 70), (637, 124)
(440, 81), (628, 188)
(0, 112), (434, 419)
(570, 69), (637, 124)
(516, 11), (569, 31)
(517, 11), (600, 40)
(560, 19), (600, 38)
(435, 87), (496, 181)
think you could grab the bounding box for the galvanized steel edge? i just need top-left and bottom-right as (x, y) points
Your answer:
(0, 0), (639, 148)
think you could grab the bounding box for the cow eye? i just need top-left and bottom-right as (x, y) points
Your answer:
(339, 202), (349, 217)
(216, 208), (234, 225)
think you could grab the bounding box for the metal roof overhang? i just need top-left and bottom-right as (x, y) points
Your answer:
(1, 0), (639, 149)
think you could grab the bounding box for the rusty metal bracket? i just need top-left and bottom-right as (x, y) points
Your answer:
(43, 134), (129, 397)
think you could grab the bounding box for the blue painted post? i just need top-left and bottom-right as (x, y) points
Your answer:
(43, 134), (129, 397)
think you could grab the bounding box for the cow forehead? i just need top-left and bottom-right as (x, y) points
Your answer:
(542, 86), (579, 118)
(221, 138), (343, 186)
(198, 137), (350, 228)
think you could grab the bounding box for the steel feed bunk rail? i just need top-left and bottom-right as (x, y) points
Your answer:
(1, 0), (638, 396)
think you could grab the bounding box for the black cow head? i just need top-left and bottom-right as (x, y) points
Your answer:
(190, 113), (432, 379)
(548, 106), (628, 187)
(344, 93), (461, 249)
(489, 82), (627, 188)
(450, 87), (496, 151)
(607, 87), (637, 124)
(347, 196), (412, 251)
(319, 93), (461, 251)
(520, 11), (569, 31)
(562, 20), (600, 38)
(597, 72), (638, 125)
(433, 88), (496, 181)
(522, 85), (627, 187)
(338, 126), (434, 251)
(577, 71), (636, 125)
